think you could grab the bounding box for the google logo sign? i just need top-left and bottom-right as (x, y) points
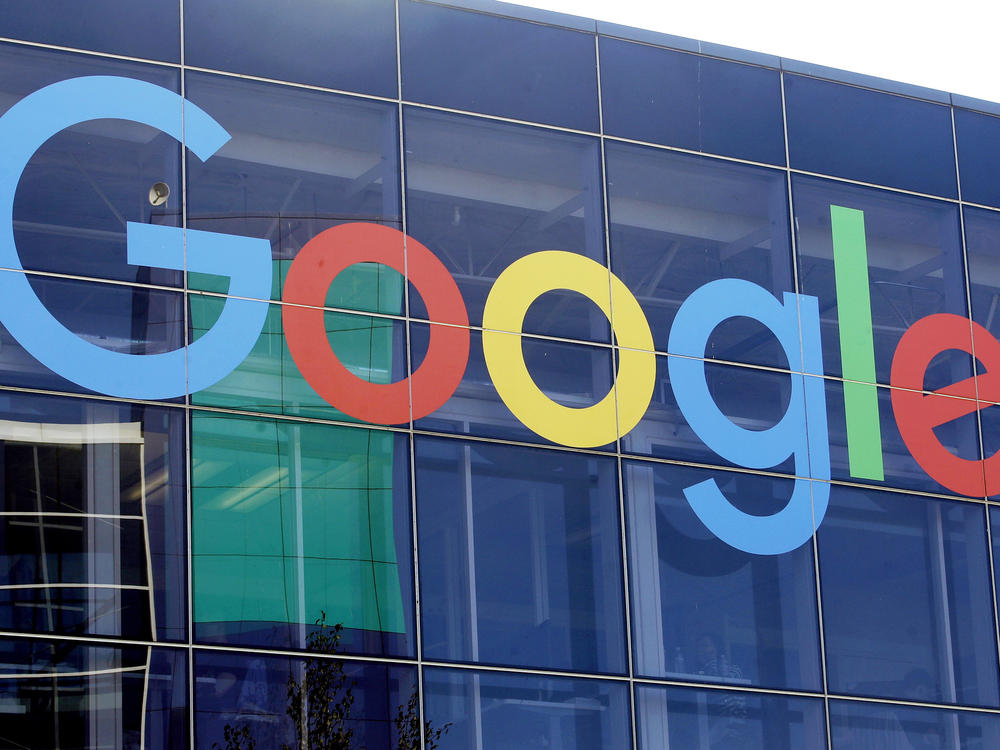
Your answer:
(2, 77), (998, 556)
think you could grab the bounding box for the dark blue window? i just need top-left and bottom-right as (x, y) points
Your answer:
(606, 142), (793, 366)
(404, 108), (608, 341)
(622, 355), (798, 475)
(184, 0), (397, 97)
(423, 667), (632, 750)
(624, 461), (822, 690)
(413, 323), (616, 449)
(818, 485), (999, 706)
(956, 108), (1000, 208)
(964, 205), (1000, 344)
(962, 206), (1000, 498)
(2, 44), (182, 286)
(0, 390), (187, 642)
(600, 38), (784, 164)
(185, 72), (402, 308)
(1, 0), (180, 62)
(785, 75), (957, 198)
(0, 273), (184, 398)
(194, 648), (417, 749)
(830, 698), (1000, 748)
(822, 378), (981, 496)
(400, 1), (599, 131)
(415, 437), (626, 673)
(793, 175), (968, 387)
(0, 637), (187, 749)
(636, 683), (827, 750)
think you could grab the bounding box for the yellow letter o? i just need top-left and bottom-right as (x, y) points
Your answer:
(482, 251), (655, 448)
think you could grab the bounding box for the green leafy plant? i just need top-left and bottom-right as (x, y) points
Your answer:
(282, 614), (356, 750)
(213, 613), (451, 750)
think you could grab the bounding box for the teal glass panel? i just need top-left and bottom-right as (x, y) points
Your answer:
(191, 411), (414, 657)
(189, 297), (408, 424)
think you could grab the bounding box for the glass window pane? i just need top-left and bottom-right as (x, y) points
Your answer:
(191, 298), (409, 424)
(606, 142), (793, 366)
(415, 437), (626, 673)
(1, 1), (180, 62)
(0, 390), (186, 641)
(2, 44), (182, 285)
(636, 683), (827, 750)
(793, 175), (968, 387)
(400, 1), (599, 131)
(191, 412), (415, 657)
(184, 0), (397, 97)
(821, 377), (981, 496)
(818, 486), (999, 706)
(962, 207), (1000, 497)
(831, 698), (1000, 749)
(600, 38), (784, 164)
(964, 205), (1000, 345)
(622, 356), (799, 475)
(185, 72), (402, 309)
(0, 637), (187, 749)
(0, 272), (184, 399)
(956, 108), (1000, 209)
(194, 648), (416, 749)
(784, 74), (957, 198)
(423, 667), (632, 750)
(625, 461), (822, 690)
(404, 108), (608, 342)
(412, 322), (616, 449)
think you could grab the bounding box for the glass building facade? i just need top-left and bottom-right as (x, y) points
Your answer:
(2, 1), (1000, 748)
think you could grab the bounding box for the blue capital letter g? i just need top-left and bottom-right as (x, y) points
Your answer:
(0, 76), (270, 399)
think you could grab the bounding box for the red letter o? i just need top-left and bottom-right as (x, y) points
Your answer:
(282, 223), (468, 424)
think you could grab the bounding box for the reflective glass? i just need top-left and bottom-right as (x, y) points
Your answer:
(422, 667), (632, 750)
(981, 402), (1000, 499)
(955, 108), (1000, 209)
(191, 297), (409, 424)
(399, 0), (599, 131)
(821, 377), (981, 496)
(621, 356), (799, 476)
(606, 142), (793, 365)
(194, 647), (416, 750)
(625, 461), (822, 690)
(1, 0), (180, 62)
(1, 44), (182, 285)
(184, 0), (397, 97)
(191, 412), (414, 657)
(964, 206), (1000, 343)
(784, 74), (957, 198)
(413, 323), (616, 449)
(0, 390), (186, 641)
(830, 698), (1000, 749)
(636, 683), (827, 750)
(818, 485), (998, 706)
(415, 437), (626, 673)
(793, 175), (968, 387)
(0, 272), (184, 398)
(0, 637), (187, 749)
(185, 71), (402, 308)
(963, 207), (1000, 498)
(404, 108), (608, 341)
(599, 38), (785, 164)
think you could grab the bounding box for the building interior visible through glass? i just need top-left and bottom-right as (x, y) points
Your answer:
(0, 418), (157, 745)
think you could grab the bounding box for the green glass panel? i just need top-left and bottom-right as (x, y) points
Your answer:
(189, 297), (403, 421)
(192, 412), (406, 634)
(189, 257), (405, 316)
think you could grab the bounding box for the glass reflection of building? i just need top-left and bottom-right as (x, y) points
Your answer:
(3, 1), (1000, 749)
